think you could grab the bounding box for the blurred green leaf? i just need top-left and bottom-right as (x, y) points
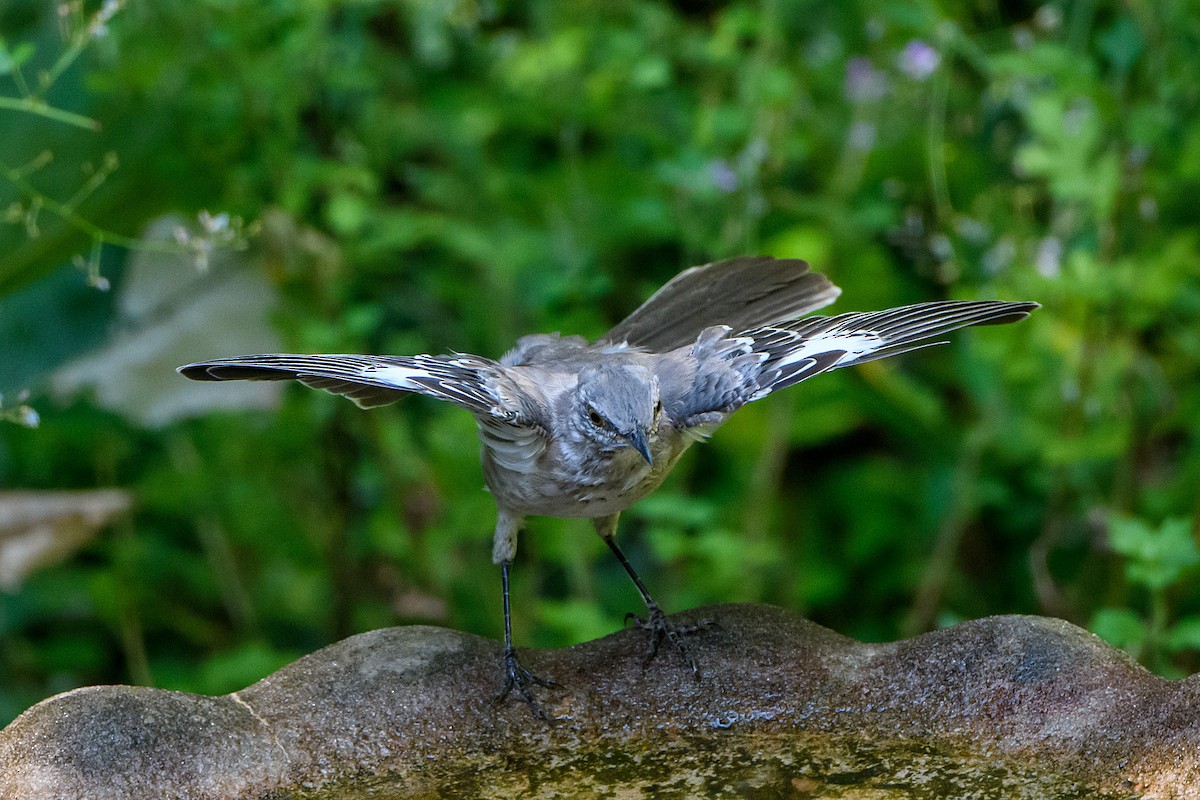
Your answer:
(1166, 616), (1200, 655)
(0, 39), (36, 76)
(1109, 517), (1199, 591)
(191, 641), (300, 695)
(1091, 608), (1146, 651)
(1098, 16), (1143, 74)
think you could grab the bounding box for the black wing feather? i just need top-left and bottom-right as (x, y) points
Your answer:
(179, 353), (517, 417)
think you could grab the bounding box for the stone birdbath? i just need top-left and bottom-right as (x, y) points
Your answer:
(1, 604), (1195, 798)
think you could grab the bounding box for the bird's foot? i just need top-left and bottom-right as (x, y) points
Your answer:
(625, 604), (716, 678)
(492, 647), (559, 721)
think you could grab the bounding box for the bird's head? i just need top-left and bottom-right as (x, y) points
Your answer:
(575, 361), (661, 464)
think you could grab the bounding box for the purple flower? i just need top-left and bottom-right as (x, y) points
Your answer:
(848, 120), (877, 151)
(844, 57), (888, 102)
(1138, 196), (1157, 221)
(898, 40), (941, 80)
(1035, 236), (1062, 278)
(18, 405), (39, 428)
(707, 160), (738, 193)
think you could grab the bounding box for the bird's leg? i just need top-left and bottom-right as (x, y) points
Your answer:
(595, 515), (713, 678)
(492, 560), (558, 719)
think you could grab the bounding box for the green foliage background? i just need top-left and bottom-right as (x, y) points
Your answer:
(3, 0), (1200, 725)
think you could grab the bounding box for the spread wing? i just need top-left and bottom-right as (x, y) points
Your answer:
(747, 300), (1039, 395)
(602, 256), (842, 353)
(662, 300), (1039, 429)
(178, 353), (525, 419)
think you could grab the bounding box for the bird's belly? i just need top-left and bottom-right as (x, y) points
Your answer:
(484, 441), (685, 519)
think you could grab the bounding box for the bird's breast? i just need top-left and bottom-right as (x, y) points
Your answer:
(481, 425), (686, 519)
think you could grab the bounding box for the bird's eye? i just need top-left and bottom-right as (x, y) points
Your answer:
(653, 399), (663, 416)
(588, 408), (605, 427)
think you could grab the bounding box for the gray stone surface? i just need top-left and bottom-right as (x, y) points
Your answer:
(1, 604), (1196, 798)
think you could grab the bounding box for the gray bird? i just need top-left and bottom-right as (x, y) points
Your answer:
(179, 256), (1037, 716)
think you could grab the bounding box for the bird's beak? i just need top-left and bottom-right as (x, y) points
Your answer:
(624, 428), (653, 465)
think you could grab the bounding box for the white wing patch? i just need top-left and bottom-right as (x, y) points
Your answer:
(368, 363), (439, 388)
(773, 331), (884, 368)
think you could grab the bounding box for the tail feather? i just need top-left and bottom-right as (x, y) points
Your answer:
(602, 256), (842, 353)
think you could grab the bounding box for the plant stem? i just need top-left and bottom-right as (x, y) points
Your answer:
(0, 95), (100, 130)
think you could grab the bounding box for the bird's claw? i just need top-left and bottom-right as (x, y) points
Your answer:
(625, 605), (716, 678)
(493, 648), (559, 720)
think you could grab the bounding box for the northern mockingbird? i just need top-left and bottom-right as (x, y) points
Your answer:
(180, 256), (1037, 716)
